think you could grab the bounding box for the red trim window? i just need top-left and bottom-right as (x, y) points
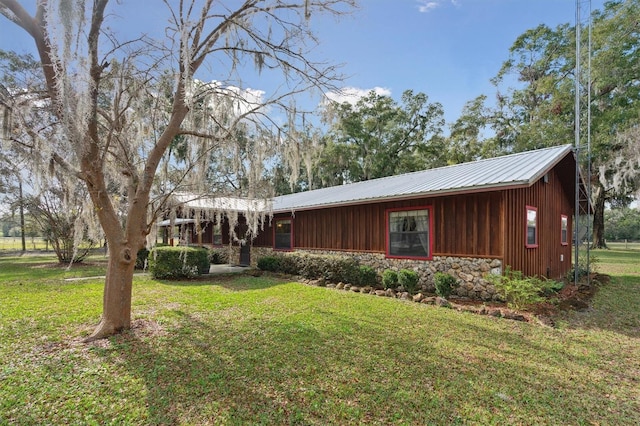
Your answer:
(561, 215), (568, 246)
(386, 206), (433, 260)
(274, 218), (293, 251)
(526, 206), (538, 248)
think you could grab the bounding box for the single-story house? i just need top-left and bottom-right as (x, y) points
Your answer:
(168, 144), (589, 299)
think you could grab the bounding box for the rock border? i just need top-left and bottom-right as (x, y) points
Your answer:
(296, 276), (554, 327)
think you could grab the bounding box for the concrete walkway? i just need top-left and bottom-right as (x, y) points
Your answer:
(209, 264), (251, 274)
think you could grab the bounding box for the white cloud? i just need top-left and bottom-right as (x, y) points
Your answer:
(416, 0), (460, 13)
(417, 1), (440, 13)
(324, 86), (392, 105)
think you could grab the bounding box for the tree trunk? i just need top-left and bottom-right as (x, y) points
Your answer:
(591, 181), (608, 249)
(84, 243), (136, 342)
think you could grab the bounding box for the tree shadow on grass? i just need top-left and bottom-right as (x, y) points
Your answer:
(84, 297), (640, 425)
(99, 311), (332, 424)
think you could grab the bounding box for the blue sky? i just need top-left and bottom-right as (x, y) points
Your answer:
(311, 0), (604, 124)
(0, 0), (604, 126)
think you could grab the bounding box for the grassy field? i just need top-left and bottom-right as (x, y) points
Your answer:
(0, 237), (49, 251)
(0, 251), (638, 425)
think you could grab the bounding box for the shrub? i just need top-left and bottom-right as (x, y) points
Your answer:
(299, 254), (329, 280)
(434, 272), (457, 298)
(486, 267), (555, 310)
(382, 269), (398, 289)
(358, 265), (378, 287)
(325, 256), (360, 284)
(135, 247), (149, 270)
(148, 246), (210, 279)
(276, 254), (300, 275)
(398, 269), (419, 293)
(257, 256), (280, 272)
(209, 248), (229, 265)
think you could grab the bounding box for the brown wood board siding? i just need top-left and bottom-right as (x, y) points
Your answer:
(433, 193), (503, 257)
(503, 169), (573, 280)
(279, 193), (503, 258)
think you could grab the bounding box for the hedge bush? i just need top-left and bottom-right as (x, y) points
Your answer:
(325, 256), (360, 284)
(358, 265), (378, 286)
(257, 256), (280, 272)
(277, 254), (300, 275)
(398, 269), (419, 293)
(256, 252), (371, 286)
(382, 269), (398, 289)
(148, 246), (210, 279)
(434, 272), (457, 298)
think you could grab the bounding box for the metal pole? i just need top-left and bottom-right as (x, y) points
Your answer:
(574, 0), (581, 285)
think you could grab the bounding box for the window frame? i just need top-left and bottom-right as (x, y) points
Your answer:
(212, 221), (223, 246)
(385, 205), (433, 260)
(525, 205), (538, 248)
(560, 214), (568, 246)
(273, 217), (293, 251)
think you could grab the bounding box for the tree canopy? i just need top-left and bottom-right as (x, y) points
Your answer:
(0, 0), (356, 340)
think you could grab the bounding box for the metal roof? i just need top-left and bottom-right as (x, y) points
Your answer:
(169, 193), (272, 213)
(273, 144), (575, 212)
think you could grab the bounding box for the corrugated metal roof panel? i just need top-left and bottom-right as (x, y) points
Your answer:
(171, 194), (272, 212)
(273, 144), (574, 212)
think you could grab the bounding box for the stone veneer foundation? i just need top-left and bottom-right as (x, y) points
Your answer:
(249, 246), (503, 301)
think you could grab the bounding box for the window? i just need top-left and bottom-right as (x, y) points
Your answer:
(561, 215), (568, 245)
(387, 207), (431, 259)
(526, 206), (538, 248)
(212, 222), (223, 246)
(274, 218), (292, 250)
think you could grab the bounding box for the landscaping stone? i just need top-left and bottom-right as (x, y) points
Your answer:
(435, 297), (451, 308)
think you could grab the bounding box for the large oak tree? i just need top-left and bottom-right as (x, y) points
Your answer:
(0, 0), (355, 340)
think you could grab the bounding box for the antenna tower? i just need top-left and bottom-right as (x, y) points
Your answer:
(574, 0), (593, 286)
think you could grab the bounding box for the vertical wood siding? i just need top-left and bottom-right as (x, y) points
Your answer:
(503, 168), (573, 279)
(259, 192), (505, 259)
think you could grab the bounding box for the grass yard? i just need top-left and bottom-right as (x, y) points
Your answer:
(0, 237), (49, 252)
(0, 251), (639, 425)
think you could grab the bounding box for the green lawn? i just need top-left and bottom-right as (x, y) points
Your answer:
(0, 252), (638, 425)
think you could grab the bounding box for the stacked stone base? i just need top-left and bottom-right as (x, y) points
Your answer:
(249, 247), (503, 301)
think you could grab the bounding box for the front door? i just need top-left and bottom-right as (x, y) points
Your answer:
(239, 242), (250, 266)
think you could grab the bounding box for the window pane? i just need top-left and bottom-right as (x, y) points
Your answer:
(561, 216), (568, 244)
(526, 207), (537, 246)
(388, 209), (430, 258)
(275, 219), (292, 249)
(213, 224), (222, 245)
